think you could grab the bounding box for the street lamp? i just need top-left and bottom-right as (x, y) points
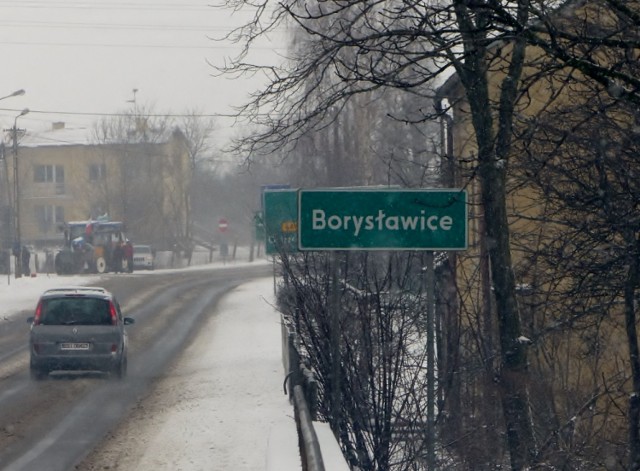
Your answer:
(12, 108), (29, 278)
(0, 89), (25, 102)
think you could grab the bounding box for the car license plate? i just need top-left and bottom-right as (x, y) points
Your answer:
(60, 342), (90, 350)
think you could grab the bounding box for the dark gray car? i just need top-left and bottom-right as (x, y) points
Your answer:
(27, 287), (135, 380)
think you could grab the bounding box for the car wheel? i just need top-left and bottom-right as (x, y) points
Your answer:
(112, 357), (127, 379)
(30, 365), (48, 380)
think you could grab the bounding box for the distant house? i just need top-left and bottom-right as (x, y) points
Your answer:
(1, 122), (191, 250)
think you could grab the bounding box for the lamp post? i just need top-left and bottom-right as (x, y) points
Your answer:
(12, 108), (29, 278)
(0, 89), (25, 102)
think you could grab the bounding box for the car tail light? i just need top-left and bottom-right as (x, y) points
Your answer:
(33, 301), (43, 325)
(109, 302), (118, 325)
(111, 344), (118, 353)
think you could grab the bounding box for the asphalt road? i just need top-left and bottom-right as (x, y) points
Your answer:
(0, 264), (272, 471)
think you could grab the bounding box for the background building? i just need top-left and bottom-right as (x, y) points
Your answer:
(1, 122), (191, 251)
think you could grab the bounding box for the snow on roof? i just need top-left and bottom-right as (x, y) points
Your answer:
(18, 122), (177, 148)
(18, 122), (95, 147)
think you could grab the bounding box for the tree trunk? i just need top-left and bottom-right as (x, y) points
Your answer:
(455, 1), (537, 464)
(477, 143), (536, 470)
(624, 239), (640, 470)
(463, 68), (537, 467)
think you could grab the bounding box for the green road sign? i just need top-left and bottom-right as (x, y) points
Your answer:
(298, 188), (467, 250)
(263, 189), (298, 255)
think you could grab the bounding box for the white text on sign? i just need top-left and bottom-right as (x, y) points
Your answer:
(311, 209), (454, 237)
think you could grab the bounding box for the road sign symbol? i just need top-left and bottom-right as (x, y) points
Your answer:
(281, 221), (297, 233)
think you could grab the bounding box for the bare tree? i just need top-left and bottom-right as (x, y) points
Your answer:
(219, 0), (541, 467)
(215, 0), (640, 467)
(278, 250), (439, 470)
(90, 108), (201, 250)
(174, 110), (218, 245)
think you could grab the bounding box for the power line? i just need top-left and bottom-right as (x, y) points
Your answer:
(0, 1), (216, 11)
(0, 21), (291, 35)
(0, 107), (238, 119)
(0, 39), (286, 50)
(0, 20), (225, 32)
(0, 4), (290, 43)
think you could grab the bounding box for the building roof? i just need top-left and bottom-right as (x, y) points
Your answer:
(19, 122), (95, 147)
(17, 121), (181, 148)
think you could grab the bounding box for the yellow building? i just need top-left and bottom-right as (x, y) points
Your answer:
(2, 122), (191, 250)
(433, 6), (638, 463)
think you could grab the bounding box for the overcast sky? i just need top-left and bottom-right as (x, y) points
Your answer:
(0, 0), (285, 142)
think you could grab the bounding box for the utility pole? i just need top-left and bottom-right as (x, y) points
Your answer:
(0, 89), (25, 279)
(11, 108), (29, 278)
(0, 142), (10, 284)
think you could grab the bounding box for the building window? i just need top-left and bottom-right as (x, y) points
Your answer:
(89, 163), (107, 181)
(34, 165), (64, 183)
(35, 205), (65, 232)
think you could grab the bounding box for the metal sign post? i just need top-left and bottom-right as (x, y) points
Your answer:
(425, 250), (436, 469)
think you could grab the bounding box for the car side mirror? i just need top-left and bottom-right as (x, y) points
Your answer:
(26, 316), (34, 324)
(123, 317), (135, 325)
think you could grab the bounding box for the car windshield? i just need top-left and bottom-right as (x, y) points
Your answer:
(40, 297), (112, 326)
(134, 246), (151, 254)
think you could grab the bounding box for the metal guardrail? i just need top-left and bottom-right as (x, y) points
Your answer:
(281, 315), (324, 470)
(293, 385), (325, 471)
(281, 316), (318, 418)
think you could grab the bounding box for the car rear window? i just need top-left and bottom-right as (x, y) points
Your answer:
(40, 297), (113, 326)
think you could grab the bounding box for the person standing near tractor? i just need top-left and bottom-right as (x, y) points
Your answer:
(124, 240), (134, 273)
(113, 241), (124, 273)
(21, 246), (31, 276)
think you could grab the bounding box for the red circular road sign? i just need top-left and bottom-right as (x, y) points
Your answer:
(218, 218), (229, 232)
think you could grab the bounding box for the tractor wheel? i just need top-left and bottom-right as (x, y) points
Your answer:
(95, 256), (107, 274)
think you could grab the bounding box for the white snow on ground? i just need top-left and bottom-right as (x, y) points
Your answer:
(315, 422), (352, 471)
(1, 259), (349, 470)
(126, 278), (302, 470)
